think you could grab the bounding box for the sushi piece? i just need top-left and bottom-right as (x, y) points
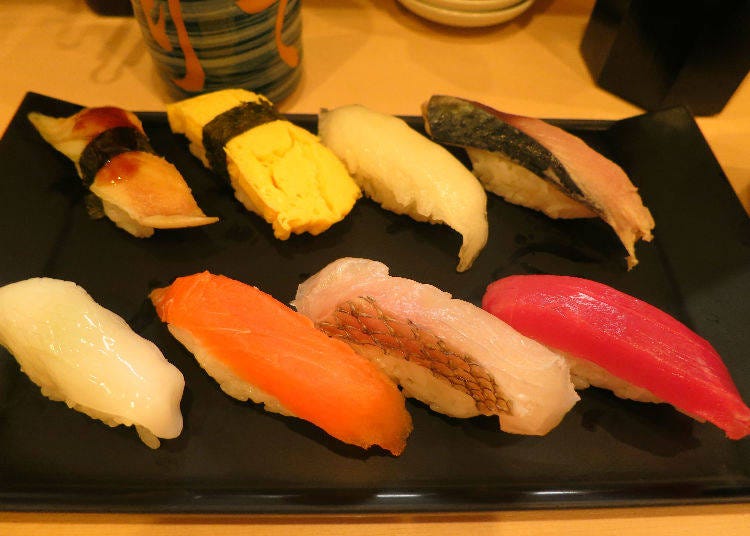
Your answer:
(0, 278), (185, 448)
(293, 258), (579, 436)
(28, 106), (218, 238)
(150, 271), (412, 455)
(166, 89), (361, 240)
(482, 274), (750, 439)
(423, 95), (655, 269)
(318, 105), (488, 272)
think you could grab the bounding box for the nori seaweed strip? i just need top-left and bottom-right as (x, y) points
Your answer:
(424, 95), (589, 203)
(78, 127), (155, 186)
(202, 101), (281, 181)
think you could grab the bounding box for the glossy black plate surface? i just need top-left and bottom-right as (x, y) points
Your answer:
(0, 92), (749, 513)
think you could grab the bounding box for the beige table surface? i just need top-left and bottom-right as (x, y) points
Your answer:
(1, 0), (749, 534)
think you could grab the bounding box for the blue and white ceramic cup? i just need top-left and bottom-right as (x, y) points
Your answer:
(130, 0), (302, 102)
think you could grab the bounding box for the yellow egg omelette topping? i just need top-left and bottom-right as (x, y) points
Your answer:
(167, 89), (271, 166)
(225, 120), (360, 239)
(167, 89), (361, 240)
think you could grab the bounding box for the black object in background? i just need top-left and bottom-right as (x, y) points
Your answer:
(85, 0), (133, 16)
(580, 0), (750, 115)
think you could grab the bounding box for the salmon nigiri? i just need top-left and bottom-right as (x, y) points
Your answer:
(294, 258), (579, 436)
(150, 271), (412, 455)
(482, 274), (750, 440)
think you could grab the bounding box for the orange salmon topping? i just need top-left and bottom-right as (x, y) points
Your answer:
(151, 272), (412, 455)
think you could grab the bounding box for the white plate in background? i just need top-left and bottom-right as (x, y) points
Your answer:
(418, 0), (527, 13)
(397, 0), (535, 28)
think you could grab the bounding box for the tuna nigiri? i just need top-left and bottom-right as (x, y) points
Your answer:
(423, 95), (655, 269)
(294, 258), (579, 436)
(150, 271), (412, 455)
(318, 105), (488, 272)
(0, 278), (185, 448)
(28, 106), (218, 237)
(482, 274), (750, 440)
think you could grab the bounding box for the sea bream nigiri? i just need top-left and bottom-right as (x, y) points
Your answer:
(482, 275), (750, 440)
(150, 271), (412, 455)
(0, 278), (185, 448)
(318, 105), (488, 272)
(28, 106), (218, 237)
(166, 89), (361, 240)
(423, 95), (655, 269)
(293, 258), (579, 436)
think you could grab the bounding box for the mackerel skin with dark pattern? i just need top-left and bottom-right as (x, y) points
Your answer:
(425, 96), (587, 201)
(423, 95), (655, 269)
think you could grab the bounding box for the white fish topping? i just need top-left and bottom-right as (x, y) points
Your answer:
(294, 258), (579, 435)
(0, 278), (184, 447)
(318, 105), (488, 272)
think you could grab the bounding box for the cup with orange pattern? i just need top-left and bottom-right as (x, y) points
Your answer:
(130, 0), (302, 102)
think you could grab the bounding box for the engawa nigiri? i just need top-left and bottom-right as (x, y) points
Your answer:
(0, 278), (185, 448)
(293, 258), (579, 436)
(150, 271), (412, 455)
(482, 274), (750, 439)
(318, 105), (488, 272)
(423, 95), (655, 269)
(28, 106), (218, 237)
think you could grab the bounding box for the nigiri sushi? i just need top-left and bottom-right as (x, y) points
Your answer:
(293, 258), (579, 436)
(150, 271), (412, 455)
(166, 89), (361, 240)
(423, 95), (655, 269)
(482, 274), (750, 440)
(28, 106), (218, 237)
(318, 105), (488, 272)
(0, 278), (185, 448)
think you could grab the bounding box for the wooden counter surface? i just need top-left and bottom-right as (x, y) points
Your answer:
(1, 1), (748, 533)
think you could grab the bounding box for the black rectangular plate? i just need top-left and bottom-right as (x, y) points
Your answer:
(1, 92), (749, 514)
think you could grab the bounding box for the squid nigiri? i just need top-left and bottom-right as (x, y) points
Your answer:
(423, 95), (655, 269)
(318, 105), (488, 272)
(150, 271), (412, 455)
(0, 278), (185, 448)
(28, 106), (218, 237)
(293, 258), (579, 436)
(482, 274), (750, 440)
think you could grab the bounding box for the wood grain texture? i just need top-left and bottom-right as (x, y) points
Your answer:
(2, 505), (750, 536)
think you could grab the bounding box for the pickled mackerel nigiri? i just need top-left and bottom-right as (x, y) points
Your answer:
(294, 258), (579, 436)
(482, 275), (750, 440)
(28, 106), (218, 237)
(167, 89), (361, 240)
(423, 95), (655, 269)
(318, 105), (488, 272)
(150, 271), (412, 455)
(0, 278), (185, 448)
